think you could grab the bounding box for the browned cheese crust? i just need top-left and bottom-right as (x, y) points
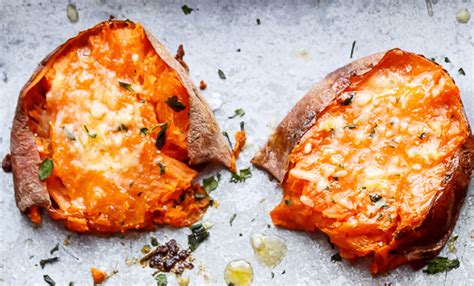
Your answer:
(10, 20), (232, 213)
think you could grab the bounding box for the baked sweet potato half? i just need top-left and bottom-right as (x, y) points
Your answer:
(252, 49), (474, 274)
(7, 20), (232, 233)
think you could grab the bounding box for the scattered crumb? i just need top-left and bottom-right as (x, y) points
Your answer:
(456, 8), (471, 23)
(2, 153), (12, 173)
(91, 267), (107, 284)
(175, 44), (189, 72)
(64, 235), (72, 246)
(199, 80), (207, 90)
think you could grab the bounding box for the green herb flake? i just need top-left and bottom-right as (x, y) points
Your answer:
(256, 18), (261, 25)
(331, 252), (342, 262)
(230, 167), (252, 183)
(155, 123), (168, 149)
(153, 272), (167, 286)
(83, 125), (97, 138)
(419, 132), (426, 139)
(69, 282), (74, 286)
(158, 162), (166, 175)
(423, 257), (460, 275)
(188, 222), (210, 251)
(240, 121), (245, 131)
(43, 274), (56, 286)
(458, 68), (466, 76)
(218, 69), (226, 80)
(222, 131), (233, 149)
(350, 41), (356, 59)
(345, 124), (357, 130)
(140, 127), (149, 137)
(181, 4), (193, 15)
(50, 243), (59, 255)
(369, 194), (382, 203)
(39, 158), (54, 181)
(118, 81), (134, 92)
(165, 96), (186, 112)
(150, 236), (159, 247)
(284, 199), (291, 206)
(444, 57), (451, 63)
(229, 213), (237, 226)
(340, 93), (354, 105)
(40, 257), (59, 269)
(203, 175), (219, 193)
(117, 123), (128, 132)
(229, 108), (246, 119)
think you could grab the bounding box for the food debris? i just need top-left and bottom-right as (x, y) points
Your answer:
(2, 153), (12, 173)
(229, 108), (245, 119)
(181, 5), (193, 15)
(224, 260), (254, 286)
(40, 257), (59, 269)
(250, 234), (287, 268)
(423, 257), (460, 274)
(175, 44), (189, 72)
(66, 3), (79, 23)
(142, 239), (194, 276)
(456, 8), (471, 23)
(188, 223), (210, 251)
(199, 80), (207, 90)
(43, 274), (56, 286)
(350, 41), (356, 59)
(91, 267), (108, 284)
(218, 69), (226, 80)
(232, 122), (247, 159)
(177, 276), (190, 286)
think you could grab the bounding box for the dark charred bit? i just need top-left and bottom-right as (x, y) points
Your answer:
(145, 238), (193, 275)
(199, 80), (207, 90)
(175, 44), (189, 72)
(2, 153), (12, 173)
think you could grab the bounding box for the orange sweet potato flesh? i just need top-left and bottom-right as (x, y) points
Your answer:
(253, 49), (474, 274)
(9, 20), (232, 233)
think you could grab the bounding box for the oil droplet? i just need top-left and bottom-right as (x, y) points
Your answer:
(250, 234), (287, 268)
(224, 260), (253, 286)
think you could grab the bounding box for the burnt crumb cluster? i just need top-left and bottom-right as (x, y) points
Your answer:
(148, 239), (193, 275)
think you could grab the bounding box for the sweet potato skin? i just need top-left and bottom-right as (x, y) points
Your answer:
(252, 48), (474, 273)
(251, 52), (384, 182)
(8, 20), (232, 215)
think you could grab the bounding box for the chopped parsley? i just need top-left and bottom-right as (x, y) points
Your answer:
(140, 127), (149, 137)
(230, 167), (252, 183)
(419, 132), (426, 139)
(350, 41), (356, 59)
(340, 93), (354, 105)
(117, 123), (128, 132)
(218, 69), (226, 80)
(444, 57), (451, 63)
(39, 158), (54, 181)
(188, 223), (210, 251)
(284, 199), (291, 206)
(423, 257), (460, 275)
(40, 257), (59, 269)
(222, 131), (233, 149)
(203, 175), (219, 193)
(458, 68), (466, 76)
(240, 121), (245, 131)
(83, 125), (97, 138)
(158, 162), (166, 175)
(229, 108), (245, 119)
(369, 194), (382, 203)
(331, 252), (342, 262)
(229, 213), (237, 226)
(150, 236), (159, 247)
(43, 275), (56, 286)
(153, 272), (167, 286)
(256, 18), (261, 25)
(155, 123), (168, 149)
(118, 81), (134, 92)
(165, 96), (186, 112)
(181, 4), (193, 15)
(50, 243), (59, 255)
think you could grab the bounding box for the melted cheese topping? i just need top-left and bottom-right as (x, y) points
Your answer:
(271, 50), (469, 264)
(33, 23), (207, 233)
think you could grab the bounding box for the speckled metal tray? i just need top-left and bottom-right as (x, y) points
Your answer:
(1, 0), (473, 285)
